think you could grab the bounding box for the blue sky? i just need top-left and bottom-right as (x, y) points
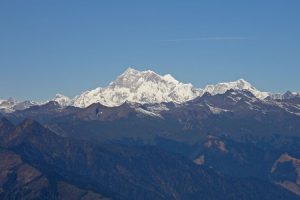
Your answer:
(0, 1), (300, 101)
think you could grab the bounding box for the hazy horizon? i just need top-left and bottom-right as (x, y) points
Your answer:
(1, 1), (299, 101)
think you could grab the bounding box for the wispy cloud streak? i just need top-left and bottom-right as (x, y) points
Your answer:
(159, 36), (251, 42)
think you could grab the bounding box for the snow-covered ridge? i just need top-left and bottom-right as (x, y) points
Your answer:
(202, 79), (270, 99)
(72, 67), (202, 107)
(0, 98), (38, 113)
(1, 67), (299, 112)
(53, 94), (71, 107)
(69, 67), (275, 108)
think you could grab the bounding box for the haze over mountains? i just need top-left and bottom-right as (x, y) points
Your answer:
(2, 117), (300, 200)
(2, 0), (300, 198)
(1, 68), (300, 199)
(1, 67), (299, 113)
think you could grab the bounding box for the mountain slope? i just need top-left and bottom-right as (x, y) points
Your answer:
(1, 118), (299, 200)
(0, 149), (109, 200)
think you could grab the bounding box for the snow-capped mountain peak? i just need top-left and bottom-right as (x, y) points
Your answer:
(110, 67), (161, 88)
(53, 94), (71, 106)
(69, 68), (276, 108)
(0, 98), (38, 113)
(2, 67), (298, 112)
(203, 79), (269, 99)
(72, 67), (201, 107)
(110, 67), (182, 89)
(162, 74), (179, 84)
(0, 98), (17, 113)
(204, 79), (252, 94)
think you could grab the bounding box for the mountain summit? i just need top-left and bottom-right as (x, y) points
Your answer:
(202, 79), (270, 99)
(70, 67), (273, 107)
(52, 94), (71, 107)
(1, 67), (296, 110)
(72, 67), (201, 107)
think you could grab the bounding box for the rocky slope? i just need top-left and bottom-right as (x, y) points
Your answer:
(0, 118), (299, 200)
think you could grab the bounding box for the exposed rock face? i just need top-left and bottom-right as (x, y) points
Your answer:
(272, 153), (300, 196)
(0, 149), (108, 200)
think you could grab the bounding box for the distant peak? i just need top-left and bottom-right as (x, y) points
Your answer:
(53, 93), (71, 106)
(117, 67), (142, 80)
(236, 78), (247, 83)
(163, 74), (179, 84)
(55, 93), (68, 98)
(112, 68), (164, 88)
(123, 67), (139, 74)
(72, 67), (199, 107)
(121, 67), (161, 78)
(202, 78), (270, 99)
(282, 91), (300, 99)
(236, 78), (251, 85)
(218, 79), (254, 89)
(219, 78), (251, 86)
(238, 78), (247, 82)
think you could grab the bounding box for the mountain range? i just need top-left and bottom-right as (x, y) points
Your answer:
(1, 68), (300, 199)
(2, 117), (300, 200)
(1, 67), (299, 112)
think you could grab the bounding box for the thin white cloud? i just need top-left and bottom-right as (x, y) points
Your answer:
(159, 36), (251, 42)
